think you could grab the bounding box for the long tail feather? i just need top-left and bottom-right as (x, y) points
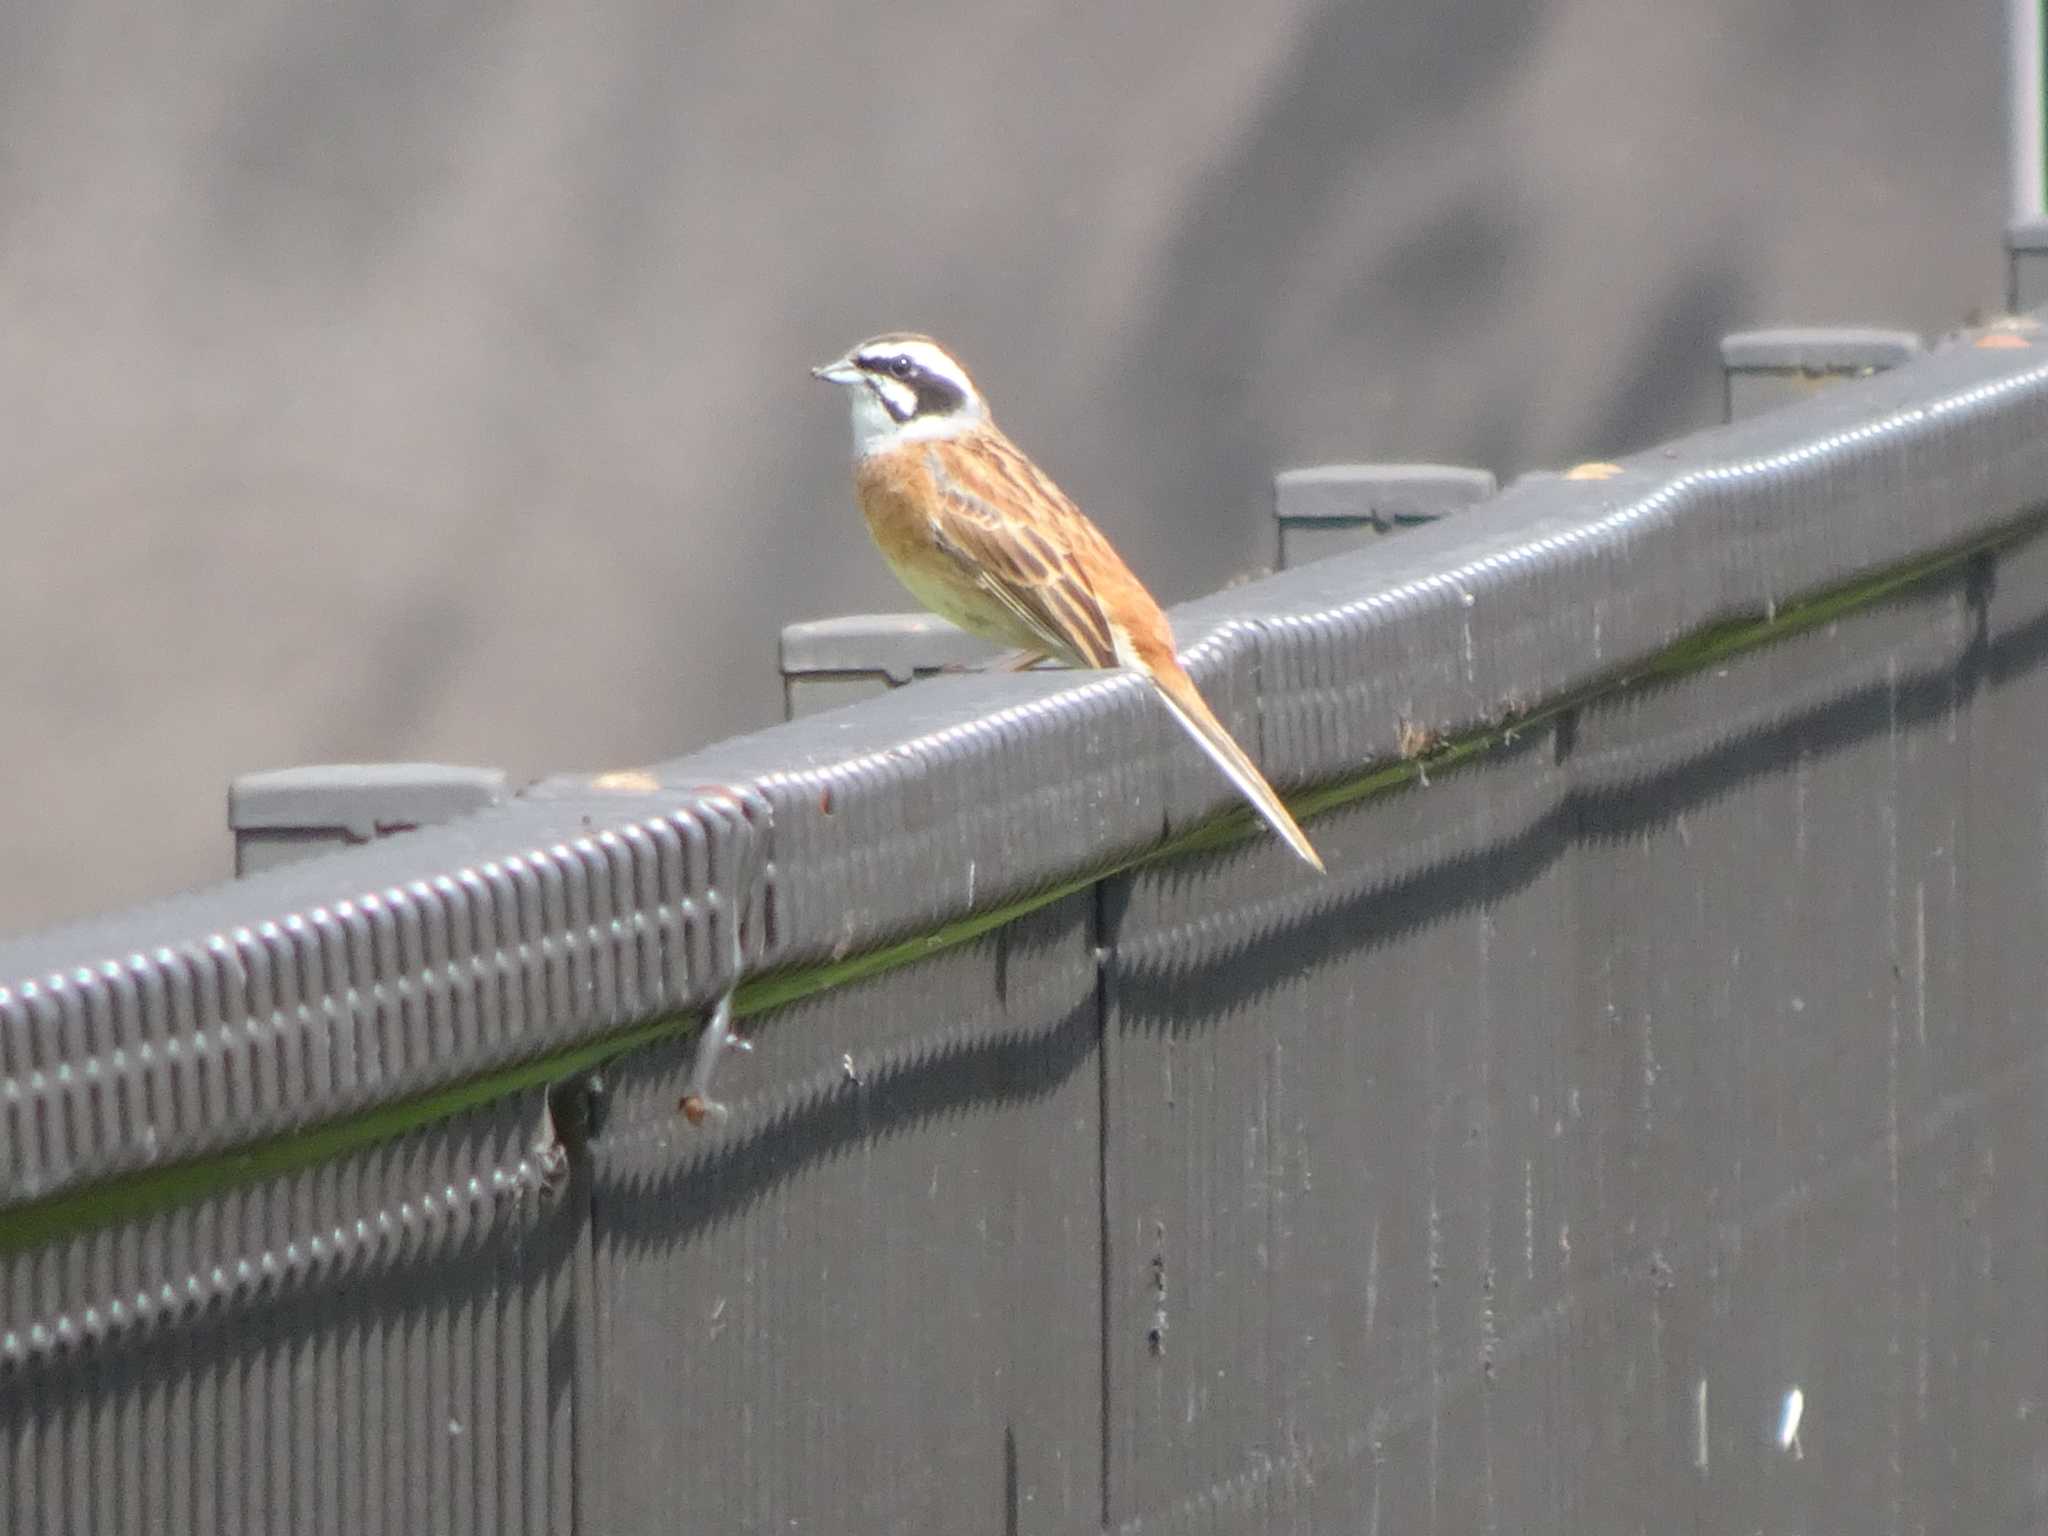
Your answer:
(1146, 664), (1325, 872)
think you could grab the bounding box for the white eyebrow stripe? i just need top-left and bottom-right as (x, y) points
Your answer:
(860, 340), (975, 398)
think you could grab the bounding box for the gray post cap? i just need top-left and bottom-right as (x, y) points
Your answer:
(1274, 464), (1498, 528)
(2005, 218), (2048, 254)
(229, 762), (510, 841)
(2006, 219), (2048, 313)
(779, 613), (995, 683)
(1719, 328), (1923, 372)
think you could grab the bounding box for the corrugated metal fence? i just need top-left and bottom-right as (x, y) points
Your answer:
(6, 322), (2048, 1532)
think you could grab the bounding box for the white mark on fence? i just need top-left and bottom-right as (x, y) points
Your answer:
(1914, 881), (1927, 1048)
(1695, 1377), (1710, 1472)
(1524, 1158), (1536, 1281)
(1363, 1217), (1380, 1337)
(1778, 1385), (1805, 1458)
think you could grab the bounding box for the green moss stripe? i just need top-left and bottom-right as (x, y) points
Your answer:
(0, 521), (2025, 1258)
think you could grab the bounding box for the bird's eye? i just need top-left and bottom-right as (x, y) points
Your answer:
(889, 356), (915, 380)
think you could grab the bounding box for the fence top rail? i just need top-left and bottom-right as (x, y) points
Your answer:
(4, 321), (2048, 1224)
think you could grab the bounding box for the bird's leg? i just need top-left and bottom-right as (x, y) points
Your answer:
(678, 986), (750, 1126)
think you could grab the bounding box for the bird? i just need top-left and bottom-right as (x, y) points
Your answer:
(811, 332), (1324, 872)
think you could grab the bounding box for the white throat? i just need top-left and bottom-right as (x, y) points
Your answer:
(845, 382), (984, 458)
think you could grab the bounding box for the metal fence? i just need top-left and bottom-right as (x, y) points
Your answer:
(6, 319), (2048, 1533)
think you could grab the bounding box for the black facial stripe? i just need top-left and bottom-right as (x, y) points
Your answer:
(858, 351), (966, 421)
(910, 372), (965, 418)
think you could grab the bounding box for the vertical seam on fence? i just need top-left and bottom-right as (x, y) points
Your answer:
(570, 1138), (599, 1536)
(549, 1078), (602, 1536)
(1093, 873), (1118, 1531)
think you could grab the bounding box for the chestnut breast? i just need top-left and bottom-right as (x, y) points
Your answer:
(853, 448), (1046, 650)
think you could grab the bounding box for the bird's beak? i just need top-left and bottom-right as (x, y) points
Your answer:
(811, 354), (863, 386)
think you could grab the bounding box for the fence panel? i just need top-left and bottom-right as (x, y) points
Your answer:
(585, 894), (1104, 1536)
(4, 327), (2048, 1532)
(0, 1091), (577, 1536)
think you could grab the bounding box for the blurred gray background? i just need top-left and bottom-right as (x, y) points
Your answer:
(0, 1), (2005, 937)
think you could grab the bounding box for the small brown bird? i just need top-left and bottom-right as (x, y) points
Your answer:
(812, 333), (1323, 871)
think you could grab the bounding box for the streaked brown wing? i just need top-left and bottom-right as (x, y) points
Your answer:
(920, 431), (1126, 669)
